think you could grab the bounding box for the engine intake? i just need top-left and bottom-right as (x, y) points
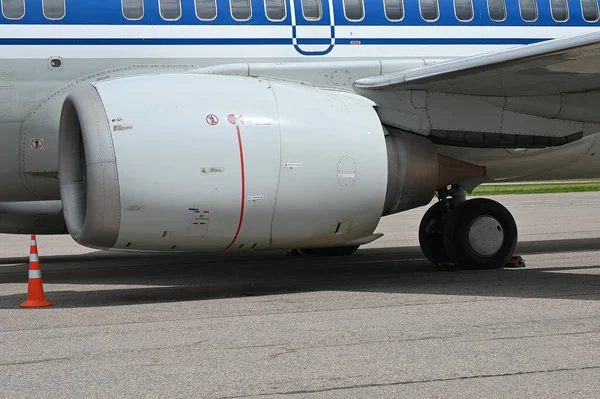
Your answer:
(60, 84), (121, 249)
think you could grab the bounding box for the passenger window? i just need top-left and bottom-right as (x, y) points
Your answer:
(344, 0), (364, 20)
(519, 0), (538, 21)
(550, 0), (569, 21)
(122, 0), (143, 20)
(582, 0), (600, 21)
(301, 0), (322, 20)
(159, 0), (181, 20)
(265, 0), (285, 20)
(488, 0), (507, 21)
(231, 0), (251, 20)
(43, 0), (65, 19)
(196, 0), (217, 20)
(384, 0), (404, 21)
(2, 0), (24, 19)
(454, 0), (473, 21)
(420, 0), (439, 21)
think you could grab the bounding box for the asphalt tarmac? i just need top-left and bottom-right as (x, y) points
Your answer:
(2, 193), (600, 398)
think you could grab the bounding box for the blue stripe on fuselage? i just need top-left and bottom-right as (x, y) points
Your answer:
(0, 37), (549, 46)
(1, 0), (599, 27)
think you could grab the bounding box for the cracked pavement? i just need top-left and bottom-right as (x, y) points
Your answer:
(2, 193), (600, 398)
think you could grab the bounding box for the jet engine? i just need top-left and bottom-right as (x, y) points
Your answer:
(58, 74), (480, 252)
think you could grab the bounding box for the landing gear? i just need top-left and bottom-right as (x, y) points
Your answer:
(444, 198), (518, 269)
(418, 201), (451, 266)
(418, 186), (518, 270)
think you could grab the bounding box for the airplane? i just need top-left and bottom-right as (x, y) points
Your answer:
(2, 0), (600, 270)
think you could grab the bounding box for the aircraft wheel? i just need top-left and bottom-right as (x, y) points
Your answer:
(418, 201), (452, 266)
(299, 248), (317, 255)
(443, 198), (517, 270)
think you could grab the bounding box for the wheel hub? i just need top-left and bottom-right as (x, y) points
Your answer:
(467, 215), (504, 257)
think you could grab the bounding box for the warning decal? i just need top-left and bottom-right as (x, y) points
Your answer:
(206, 114), (219, 126)
(30, 139), (44, 149)
(188, 206), (212, 237)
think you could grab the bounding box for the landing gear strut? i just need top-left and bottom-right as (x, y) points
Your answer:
(419, 185), (518, 270)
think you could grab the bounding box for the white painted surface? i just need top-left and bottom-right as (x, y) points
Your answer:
(86, 74), (387, 251)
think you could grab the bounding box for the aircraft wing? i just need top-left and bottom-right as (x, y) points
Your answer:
(354, 30), (600, 96)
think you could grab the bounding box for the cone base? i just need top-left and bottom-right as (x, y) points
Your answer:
(20, 299), (53, 308)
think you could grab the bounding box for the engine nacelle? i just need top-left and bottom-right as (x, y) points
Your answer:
(59, 74), (446, 252)
(0, 201), (67, 234)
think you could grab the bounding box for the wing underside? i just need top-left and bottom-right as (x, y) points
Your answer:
(353, 31), (600, 149)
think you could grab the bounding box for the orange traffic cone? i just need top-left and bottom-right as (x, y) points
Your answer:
(20, 235), (52, 308)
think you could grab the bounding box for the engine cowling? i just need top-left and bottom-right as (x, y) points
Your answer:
(59, 74), (448, 252)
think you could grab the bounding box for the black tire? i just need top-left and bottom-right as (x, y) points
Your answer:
(443, 198), (517, 270)
(299, 248), (317, 255)
(316, 246), (360, 256)
(418, 201), (452, 266)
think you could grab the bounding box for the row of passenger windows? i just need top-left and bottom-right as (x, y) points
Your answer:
(2, 0), (600, 23)
(398, 0), (600, 23)
(2, 0), (65, 20)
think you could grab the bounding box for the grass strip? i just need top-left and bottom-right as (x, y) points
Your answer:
(470, 182), (600, 196)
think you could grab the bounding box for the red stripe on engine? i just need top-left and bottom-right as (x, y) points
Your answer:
(224, 125), (246, 250)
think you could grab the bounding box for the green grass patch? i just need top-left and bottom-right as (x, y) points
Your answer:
(470, 181), (600, 196)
